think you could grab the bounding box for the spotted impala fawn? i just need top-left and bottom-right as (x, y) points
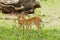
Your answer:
(17, 14), (42, 32)
(17, 14), (26, 31)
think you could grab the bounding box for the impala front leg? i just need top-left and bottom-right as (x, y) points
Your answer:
(19, 24), (23, 31)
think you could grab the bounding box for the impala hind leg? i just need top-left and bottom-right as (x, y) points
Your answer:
(35, 22), (40, 40)
(36, 23), (40, 33)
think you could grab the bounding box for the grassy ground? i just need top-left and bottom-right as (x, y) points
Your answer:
(0, 0), (60, 40)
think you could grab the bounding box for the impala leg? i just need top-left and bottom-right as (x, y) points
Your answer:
(26, 24), (32, 40)
(19, 24), (23, 31)
(35, 23), (40, 33)
(35, 22), (40, 40)
(25, 24), (29, 39)
(34, 21), (40, 32)
(29, 24), (32, 40)
(18, 24), (23, 40)
(26, 24), (29, 31)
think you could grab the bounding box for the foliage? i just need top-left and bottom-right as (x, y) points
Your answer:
(0, 0), (60, 40)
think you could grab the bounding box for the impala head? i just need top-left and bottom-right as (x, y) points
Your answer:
(16, 14), (26, 19)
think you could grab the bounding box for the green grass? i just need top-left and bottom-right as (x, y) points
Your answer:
(0, 0), (60, 40)
(40, 26), (60, 40)
(0, 19), (60, 40)
(0, 19), (40, 40)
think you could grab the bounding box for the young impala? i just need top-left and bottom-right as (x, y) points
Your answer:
(17, 14), (42, 32)
(17, 14), (26, 31)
